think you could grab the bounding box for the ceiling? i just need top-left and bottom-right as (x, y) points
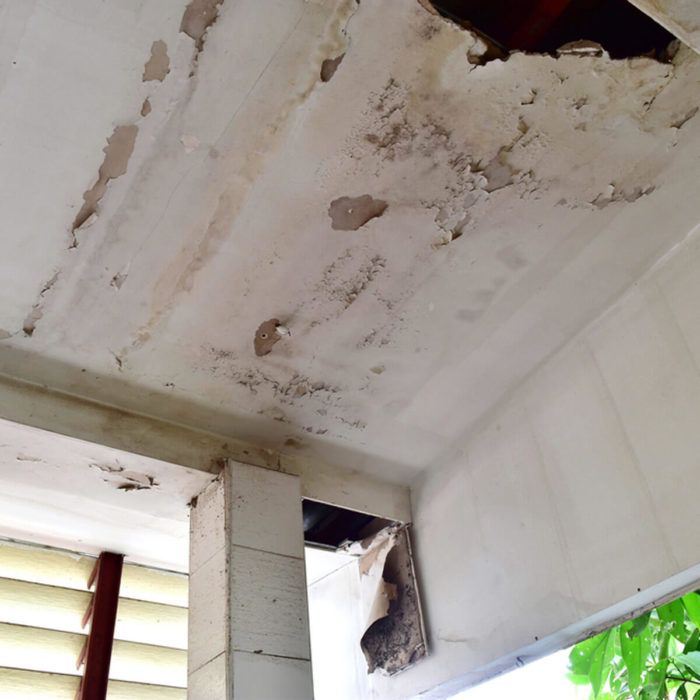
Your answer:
(1, 0), (700, 485)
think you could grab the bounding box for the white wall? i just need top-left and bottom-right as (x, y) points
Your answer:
(375, 227), (700, 699)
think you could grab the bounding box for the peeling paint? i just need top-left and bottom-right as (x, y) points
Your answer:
(254, 319), (290, 357)
(321, 53), (345, 82)
(140, 98), (152, 117)
(180, 0), (224, 53)
(16, 454), (42, 463)
(670, 105), (699, 127)
(110, 351), (124, 371)
(91, 462), (159, 491)
(110, 270), (128, 289)
(72, 125), (138, 235)
(90, 462), (124, 474)
(329, 195), (388, 230)
(592, 183), (656, 208)
(22, 272), (59, 337)
(142, 40), (170, 82)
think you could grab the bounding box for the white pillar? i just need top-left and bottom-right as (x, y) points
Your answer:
(188, 461), (313, 699)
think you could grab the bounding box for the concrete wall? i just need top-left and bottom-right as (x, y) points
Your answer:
(375, 226), (700, 699)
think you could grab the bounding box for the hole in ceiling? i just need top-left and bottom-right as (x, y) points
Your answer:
(429, 0), (677, 61)
(303, 499), (393, 549)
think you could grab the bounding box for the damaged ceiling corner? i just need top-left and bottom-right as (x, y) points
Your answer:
(346, 525), (428, 675)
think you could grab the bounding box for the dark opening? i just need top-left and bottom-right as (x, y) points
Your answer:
(303, 499), (391, 548)
(429, 0), (676, 60)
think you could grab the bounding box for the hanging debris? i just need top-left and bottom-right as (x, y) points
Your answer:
(345, 524), (428, 675)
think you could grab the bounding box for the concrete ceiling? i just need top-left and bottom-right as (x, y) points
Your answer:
(1, 0), (700, 484)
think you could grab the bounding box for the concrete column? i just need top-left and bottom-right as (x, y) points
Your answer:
(188, 461), (313, 699)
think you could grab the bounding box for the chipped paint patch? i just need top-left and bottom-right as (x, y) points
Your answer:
(254, 319), (289, 357)
(90, 462), (159, 491)
(22, 272), (59, 337)
(72, 125), (138, 235)
(321, 53), (345, 82)
(180, 0), (224, 54)
(328, 195), (388, 230)
(142, 40), (170, 82)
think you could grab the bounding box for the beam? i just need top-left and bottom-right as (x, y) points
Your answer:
(0, 372), (411, 523)
(79, 553), (124, 700)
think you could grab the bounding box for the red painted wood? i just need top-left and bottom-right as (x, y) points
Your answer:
(78, 552), (124, 700)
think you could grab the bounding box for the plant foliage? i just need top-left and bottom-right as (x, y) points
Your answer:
(569, 592), (700, 699)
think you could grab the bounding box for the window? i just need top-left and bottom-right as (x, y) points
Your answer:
(0, 539), (188, 699)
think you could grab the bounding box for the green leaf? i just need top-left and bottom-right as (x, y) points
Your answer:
(693, 689), (700, 700)
(684, 594), (700, 630)
(658, 600), (689, 642)
(629, 612), (652, 639)
(570, 631), (608, 676)
(684, 630), (700, 654)
(676, 652), (700, 677)
(621, 622), (645, 690)
(645, 658), (670, 700)
(678, 686), (689, 700)
(566, 671), (590, 685)
(571, 630), (614, 698)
